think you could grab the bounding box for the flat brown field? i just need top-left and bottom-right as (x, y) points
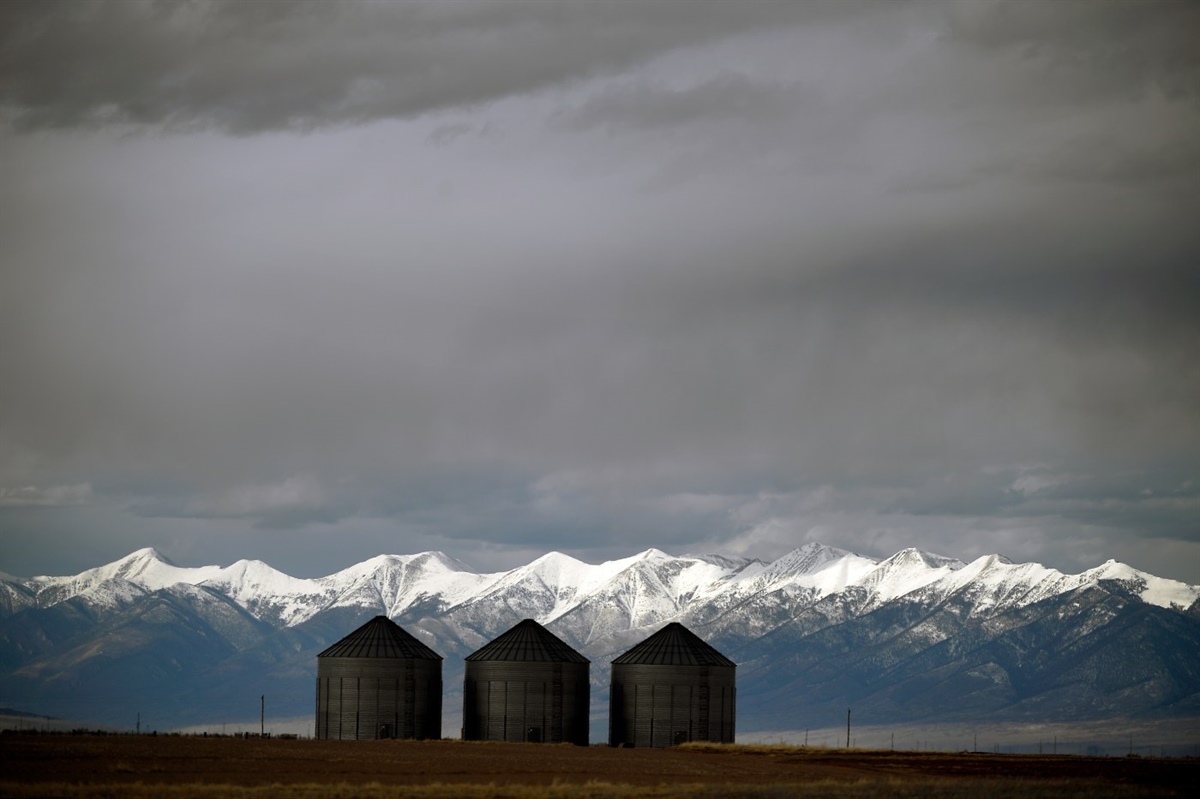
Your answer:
(1, 735), (1195, 798)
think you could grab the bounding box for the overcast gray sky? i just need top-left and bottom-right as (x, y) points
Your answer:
(2, 0), (1197, 583)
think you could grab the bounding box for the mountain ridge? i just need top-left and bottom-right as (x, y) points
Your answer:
(11, 544), (1197, 618)
(1, 544), (1197, 733)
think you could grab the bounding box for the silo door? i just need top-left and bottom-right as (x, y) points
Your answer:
(379, 723), (394, 740)
(526, 727), (542, 743)
(673, 730), (690, 746)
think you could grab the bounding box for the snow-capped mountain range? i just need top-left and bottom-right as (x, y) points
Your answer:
(2, 544), (1198, 734)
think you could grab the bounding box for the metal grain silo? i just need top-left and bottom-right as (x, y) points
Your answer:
(609, 621), (735, 748)
(315, 615), (443, 740)
(462, 618), (589, 745)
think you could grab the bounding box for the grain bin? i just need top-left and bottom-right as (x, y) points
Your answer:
(609, 621), (735, 747)
(462, 618), (589, 745)
(315, 615), (443, 740)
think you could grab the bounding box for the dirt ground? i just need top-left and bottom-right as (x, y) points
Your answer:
(1, 734), (1195, 794)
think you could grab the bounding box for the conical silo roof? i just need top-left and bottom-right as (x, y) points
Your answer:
(465, 618), (589, 663)
(317, 615), (443, 659)
(612, 622), (734, 666)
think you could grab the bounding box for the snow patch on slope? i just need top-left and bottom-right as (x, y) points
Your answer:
(27, 548), (226, 606)
(725, 543), (879, 598)
(855, 547), (965, 604)
(1081, 560), (1200, 610)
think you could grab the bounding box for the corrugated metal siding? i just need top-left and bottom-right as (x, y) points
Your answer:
(609, 663), (735, 747)
(315, 656), (442, 740)
(462, 660), (589, 745)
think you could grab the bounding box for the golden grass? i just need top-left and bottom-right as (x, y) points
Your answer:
(0, 780), (1181, 799)
(5, 737), (1192, 798)
(680, 742), (833, 754)
(677, 741), (928, 757)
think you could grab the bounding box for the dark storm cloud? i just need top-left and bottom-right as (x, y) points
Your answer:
(1, 1), (1197, 582)
(941, 0), (1200, 103)
(553, 73), (809, 133)
(0, 0), (860, 134)
(890, 467), (1199, 541)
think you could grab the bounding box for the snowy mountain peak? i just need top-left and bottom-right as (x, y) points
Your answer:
(409, 551), (474, 572)
(352, 551), (477, 576)
(200, 559), (316, 598)
(112, 547), (181, 579)
(727, 544), (879, 600)
(683, 553), (757, 570)
(1081, 559), (1200, 610)
(768, 542), (861, 574)
(529, 550), (588, 570)
(493, 551), (593, 594)
(883, 547), (964, 570)
(125, 546), (173, 565)
(1090, 559), (1137, 579)
(24, 547), (228, 607)
(221, 558), (273, 575)
(856, 547), (965, 604)
(97, 546), (175, 579)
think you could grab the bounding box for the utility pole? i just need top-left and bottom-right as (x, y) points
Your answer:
(136, 712), (140, 735)
(846, 709), (851, 749)
(261, 695), (265, 738)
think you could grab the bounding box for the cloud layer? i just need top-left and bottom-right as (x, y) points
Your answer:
(2, 1), (1197, 582)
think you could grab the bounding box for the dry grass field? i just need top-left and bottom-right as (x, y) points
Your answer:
(1, 734), (1195, 798)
